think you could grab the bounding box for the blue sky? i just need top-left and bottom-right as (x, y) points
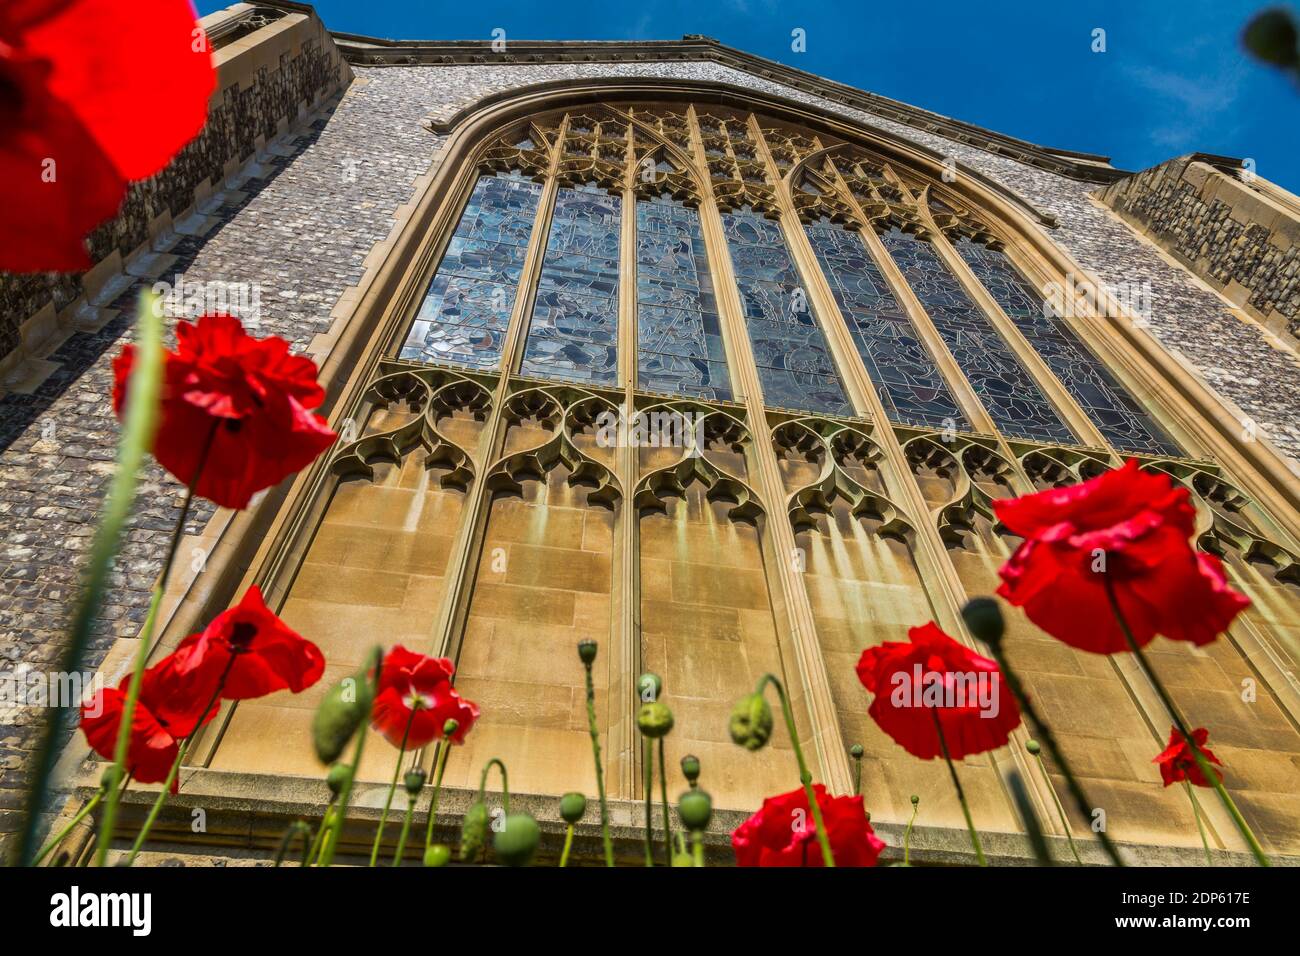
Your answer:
(199, 1), (1299, 190)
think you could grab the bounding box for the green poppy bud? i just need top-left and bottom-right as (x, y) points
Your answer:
(404, 767), (427, 796)
(961, 596), (1005, 646)
(850, 743), (864, 758)
(910, 794), (920, 806)
(311, 668), (371, 764)
(677, 788), (713, 832)
(326, 763), (352, 798)
(493, 813), (541, 867)
(729, 692), (773, 751)
(1244, 9), (1300, 67)
(637, 700), (675, 738)
(442, 718), (459, 739)
(423, 844), (451, 868)
(637, 672), (663, 702)
(577, 639), (598, 665)
(680, 753), (701, 785)
(560, 791), (587, 825)
(1026, 739), (1041, 756)
(100, 764), (121, 792)
(459, 802), (489, 862)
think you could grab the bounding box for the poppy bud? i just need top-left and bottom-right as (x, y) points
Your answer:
(850, 743), (864, 758)
(443, 718), (459, 738)
(560, 791), (587, 825)
(577, 639), (598, 665)
(404, 767), (427, 796)
(493, 813), (541, 866)
(326, 763), (352, 798)
(423, 844), (451, 868)
(1026, 739), (1041, 755)
(637, 701), (674, 738)
(637, 672), (663, 702)
(729, 692), (773, 751)
(459, 802), (489, 862)
(910, 794), (920, 806)
(678, 788), (713, 831)
(311, 668), (370, 764)
(680, 753), (701, 785)
(962, 596), (1005, 646)
(100, 765), (120, 791)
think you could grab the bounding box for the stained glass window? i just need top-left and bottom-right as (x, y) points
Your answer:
(635, 197), (732, 401)
(400, 172), (542, 370)
(880, 228), (1075, 443)
(954, 239), (1181, 456)
(721, 208), (851, 415)
(520, 183), (621, 385)
(805, 220), (968, 430)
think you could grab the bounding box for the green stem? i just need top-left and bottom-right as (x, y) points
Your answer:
(369, 708), (416, 867)
(559, 824), (575, 868)
(932, 709), (986, 866)
(273, 821), (311, 867)
(756, 674), (834, 867)
(1185, 782), (1214, 865)
(1104, 577), (1270, 866)
(852, 756), (862, 797)
(422, 739), (452, 854)
(33, 789), (104, 867)
(582, 659), (614, 866)
(984, 641), (1123, 867)
(903, 799), (918, 866)
(476, 757), (509, 811)
(691, 829), (704, 867)
(1034, 752), (1082, 865)
(15, 292), (163, 868)
(642, 738), (654, 866)
(657, 738), (672, 866)
(318, 721), (367, 867)
(391, 799), (416, 866)
(306, 804), (333, 866)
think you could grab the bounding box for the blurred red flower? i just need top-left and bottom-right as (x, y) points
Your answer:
(371, 645), (479, 749)
(732, 784), (884, 867)
(993, 460), (1249, 654)
(0, 0), (215, 271)
(80, 654), (219, 791)
(1154, 726), (1224, 788)
(856, 622), (1021, 760)
(171, 585), (324, 699)
(113, 314), (337, 509)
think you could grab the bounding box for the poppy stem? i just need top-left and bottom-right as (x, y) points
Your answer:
(755, 673), (835, 867)
(476, 757), (510, 811)
(691, 829), (705, 867)
(642, 738), (654, 866)
(318, 717), (369, 867)
(273, 821), (312, 867)
(421, 738), (452, 856)
(124, 655), (233, 866)
(931, 710), (986, 866)
(581, 655), (614, 867)
(391, 793), (417, 866)
(559, 823), (576, 867)
(903, 797), (918, 865)
(658, 738), (672, 866)
(33, 787), (104, 867)
(1103, 577), (1270, 867)
(1031, 750), (1082, 865)
(95, 420), (219, 868)
(1184, 782), (1214, 865)
(369, 707), (417, 867)
(983, 643), (1123, 866)
(306, 803), (334, 866)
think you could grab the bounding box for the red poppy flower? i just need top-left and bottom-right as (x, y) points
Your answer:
(80, 654), (219, 791)
(856, 622), (1021, 760)
(1, 0), (215, 271)
(993, 460), (1249, 654)
(371, 646), (479, 749)
(732, 784), (884, 867)
(170, 585), (324, 700)
(113, 314), (338, 509)
(1154, 726), (1224, 788)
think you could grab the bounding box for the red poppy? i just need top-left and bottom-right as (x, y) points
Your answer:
(113, 314), (338, 509)
(1, 0), (215, 271)
(371, 646), (479, 749)
(732, 784), (884, 867)
(170, 585), (324, 700)
(856, 622), (1021, 760)
(993, 460), (1250, 654)
(1154, 726), (1224, 788)
(80, 654), (219, 791)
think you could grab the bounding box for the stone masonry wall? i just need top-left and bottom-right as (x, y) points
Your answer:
(3, 47), (1299, 852)
(1097, 155), (1300, 339)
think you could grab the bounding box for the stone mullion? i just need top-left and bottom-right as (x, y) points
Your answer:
(767, 137), (1064, 833)
(921, 210), (1112, 450)
(686, 108), (852, 795)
